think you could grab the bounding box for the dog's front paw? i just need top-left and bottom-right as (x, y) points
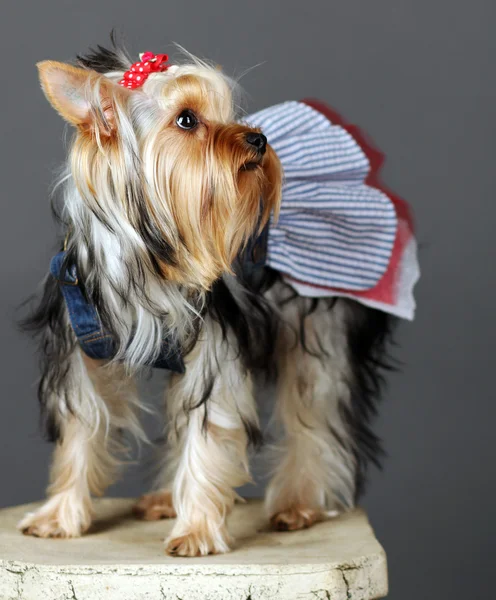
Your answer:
(18, 497), (91, 539)
(132, 491), (176, 521)
(18, 511), (88, 538)
(270, 505), (325, 531)
(165, 523), (232, 557)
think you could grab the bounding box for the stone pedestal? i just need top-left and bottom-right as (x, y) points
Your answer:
(0, 498), (387, 599)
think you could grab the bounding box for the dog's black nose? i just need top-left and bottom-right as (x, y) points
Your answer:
(245, 132), (267, 154)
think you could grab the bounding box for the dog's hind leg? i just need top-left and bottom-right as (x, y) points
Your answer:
(265, 285), (391, 531)
(18, 351), (144, 538)
(132, 490), (176, 521)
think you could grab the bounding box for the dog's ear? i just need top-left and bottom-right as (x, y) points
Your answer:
(37, 61), (128, 136)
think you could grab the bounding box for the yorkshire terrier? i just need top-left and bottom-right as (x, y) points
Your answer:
(18, 38), (418, 556)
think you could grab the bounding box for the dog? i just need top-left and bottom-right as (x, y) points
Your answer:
(18, 39), (418, 556)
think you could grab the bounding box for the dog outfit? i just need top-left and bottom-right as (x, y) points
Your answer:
(244, 99), (419, 321)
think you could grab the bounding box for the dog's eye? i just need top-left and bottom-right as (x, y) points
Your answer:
(176, 110), (198, 130)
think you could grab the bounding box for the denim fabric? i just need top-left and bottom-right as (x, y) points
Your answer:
(49, 252), (185, 373)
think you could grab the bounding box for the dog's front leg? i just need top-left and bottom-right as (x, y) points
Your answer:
(18, 351), (141, 538)
(164, 322), (256, 557)
(18, 415), (104, 538)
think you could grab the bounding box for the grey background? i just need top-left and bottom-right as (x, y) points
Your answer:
(1, 1), (494, 598)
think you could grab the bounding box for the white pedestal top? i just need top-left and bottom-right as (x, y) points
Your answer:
(0, 498), (388, 599)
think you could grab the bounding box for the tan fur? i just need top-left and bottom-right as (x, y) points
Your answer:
(270, 506), (324, 531)
(165, 522), (231, 557)
(37, 61), (128, 135)
(18, 351), (146, 538)
(38, 60), (281, 291)
(24, 53), (342, 557)
(164, 415), (251, 556)
(18, 417), (94, 538)
(158, 320), (255, 556)
(264, 283), (356, 525)
(133, 491), (176, 520)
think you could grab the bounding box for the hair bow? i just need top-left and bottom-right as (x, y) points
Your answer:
(119, 52), (170, 89)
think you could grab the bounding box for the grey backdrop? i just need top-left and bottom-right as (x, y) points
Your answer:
(1, 1), (494, 598)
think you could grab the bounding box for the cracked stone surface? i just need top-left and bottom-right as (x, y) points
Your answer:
(0, 499), (387, 599)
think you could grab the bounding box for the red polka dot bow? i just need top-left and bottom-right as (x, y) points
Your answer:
(119, 52), (170, 89)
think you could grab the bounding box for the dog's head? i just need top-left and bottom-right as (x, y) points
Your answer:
(37, 52), (282, 289)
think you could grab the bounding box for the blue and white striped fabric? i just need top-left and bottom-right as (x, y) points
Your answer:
(244, 101), (397, 291)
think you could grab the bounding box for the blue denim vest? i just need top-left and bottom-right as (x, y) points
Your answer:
(49, 224), (268, 372)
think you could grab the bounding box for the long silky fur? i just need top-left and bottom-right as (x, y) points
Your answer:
(202, 273), (279, 447)
(22, 38), (398, 552)
(21, 272), (76, 442)
(341, 301), (397, 499)
(288, 288), (397, 498)
(24, 37), (281, 446)
(266, 273), (396, 503)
